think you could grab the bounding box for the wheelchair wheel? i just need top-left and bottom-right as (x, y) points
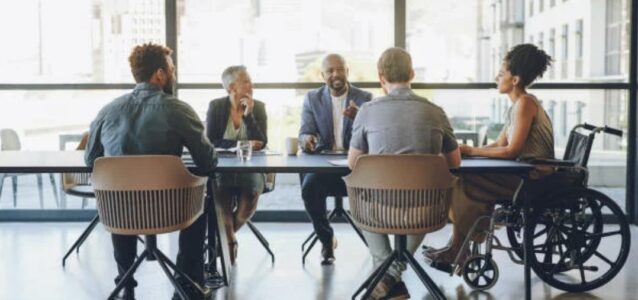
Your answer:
(524, 188), (630, 292)
(462, 255), (499, 290)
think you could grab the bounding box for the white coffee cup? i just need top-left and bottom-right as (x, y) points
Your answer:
(285, 137), (299, 156)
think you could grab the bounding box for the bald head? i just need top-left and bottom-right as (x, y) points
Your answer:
(321, 53), (349, 96)
(322, 53), (346, 70)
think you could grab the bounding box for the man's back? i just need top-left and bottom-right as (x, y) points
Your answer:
(85, 83), (216, 175)
(350, 87), (457, 155)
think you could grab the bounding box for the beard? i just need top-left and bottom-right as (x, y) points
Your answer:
(329, 77), (347, 94)
(163, 79), (175, 95)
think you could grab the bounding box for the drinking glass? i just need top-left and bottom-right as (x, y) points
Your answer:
(237, 140), (252, 161)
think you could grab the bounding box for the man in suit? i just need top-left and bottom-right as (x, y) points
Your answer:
(298, 53), (372, 264)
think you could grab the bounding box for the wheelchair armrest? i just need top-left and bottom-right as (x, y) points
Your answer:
(528, 158), (576, 167)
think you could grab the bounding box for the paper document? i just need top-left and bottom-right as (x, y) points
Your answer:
(215, 147), (237, 154)
(320, 149), (348, 155)
(328, 159), (349, 166)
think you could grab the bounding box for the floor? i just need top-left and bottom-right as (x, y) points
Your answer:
(0, 222), (636, 300)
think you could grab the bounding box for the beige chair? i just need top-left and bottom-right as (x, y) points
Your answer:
(92, 155), (208, 300)
(61, 133), (99, 267)
(344, 154), (455, 300)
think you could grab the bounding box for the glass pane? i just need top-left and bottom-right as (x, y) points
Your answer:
(0, 0), (165, 84)
(407, 0), (631, 83)
(176, 0), (393, 83)
(0, 90), (128, 210)
(0, 87), (628, 212)
(179, 88), (382, 211)
(412, 88), (627, 211)
(178, 88), (381, 153)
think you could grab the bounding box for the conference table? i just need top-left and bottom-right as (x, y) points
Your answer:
(0, 151), (535, 300)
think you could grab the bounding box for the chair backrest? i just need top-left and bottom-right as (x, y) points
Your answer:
(563, 129), (595, 168)
(344, 154), (456, 235)
(63, 133), (91, 190)
(0, 129), (21, 151)
(92, 155), (207, 235)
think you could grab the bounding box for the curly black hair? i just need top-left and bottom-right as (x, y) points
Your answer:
(128, 43), (173, 83)
(504, 44), (553, 88)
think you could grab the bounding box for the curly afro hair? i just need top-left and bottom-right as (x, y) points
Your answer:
(504, 44), (553, 88)
(128, 43), (173, 83)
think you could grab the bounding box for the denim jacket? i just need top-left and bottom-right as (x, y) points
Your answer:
(85, 83), (217, 176)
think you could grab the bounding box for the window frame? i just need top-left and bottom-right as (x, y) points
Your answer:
(0, 0), (636, 224)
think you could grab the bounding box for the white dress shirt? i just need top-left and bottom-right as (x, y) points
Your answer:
(331, 89), (348, 150)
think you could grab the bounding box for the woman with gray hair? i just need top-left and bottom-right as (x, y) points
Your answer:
(205, 65), (267, 265)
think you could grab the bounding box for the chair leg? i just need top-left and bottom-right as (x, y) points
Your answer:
(74, 217), (99, 253)
(62, 214), (100, 267)
(108, 250), (148, 300)
(247, 221), (275, 264)
(304, 206), (338, 250)
(342, 210), (368, 246)
(333, 197), (367, 246)
(11, 176), (18, 207)
(301, 207), (337, 252)
(153, 248), (207, 299)
(302, 235), (320, 265)
(359, 252), (398, 300)
(403, 250), (447, 300)
(36, 174), (44, 209)
(301, 208), (333, 251)
(326, 207), (339, 221)
(0, 174), (5, 201)
(352, 251), (397, 300)
(48, 174), (59, 208)
(301, 231), (316, 251)
(58, 174), (67, 209)
(153, 250), (190, 300)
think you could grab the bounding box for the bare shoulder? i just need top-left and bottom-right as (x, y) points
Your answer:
(514, 94), (538, 115)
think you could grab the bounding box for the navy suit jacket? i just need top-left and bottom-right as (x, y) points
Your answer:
(299, 84), (372, 151)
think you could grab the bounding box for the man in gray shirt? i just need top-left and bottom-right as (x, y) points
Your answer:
(85, 43), (216, 300)
(347, 47), (461, 299)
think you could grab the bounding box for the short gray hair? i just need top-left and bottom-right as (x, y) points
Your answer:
(377, 47), (413, 83)
(221, 65), (247, 92)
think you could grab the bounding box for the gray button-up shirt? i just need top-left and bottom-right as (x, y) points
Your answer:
(85, 83), (217, 176)
(350, 87), (458, 155)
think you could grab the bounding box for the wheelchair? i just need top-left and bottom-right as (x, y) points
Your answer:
(439, 123), (631, 293)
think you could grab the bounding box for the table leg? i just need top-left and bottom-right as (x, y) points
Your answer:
(59, 174), (67, 209)
(521, 181), (531, 300)
(204, 177), (227, 288)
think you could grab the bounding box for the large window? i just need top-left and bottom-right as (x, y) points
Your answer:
(561, 24), (569, 78)
(575, 19), (583, 77)
(0, 0), (635, 219)
(549, 28), (556, 78)
(413, 88), (628, 210)
(176, 0), (393, 83)
(605, 0), (631, 76)
(0, 0), (165, 84)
